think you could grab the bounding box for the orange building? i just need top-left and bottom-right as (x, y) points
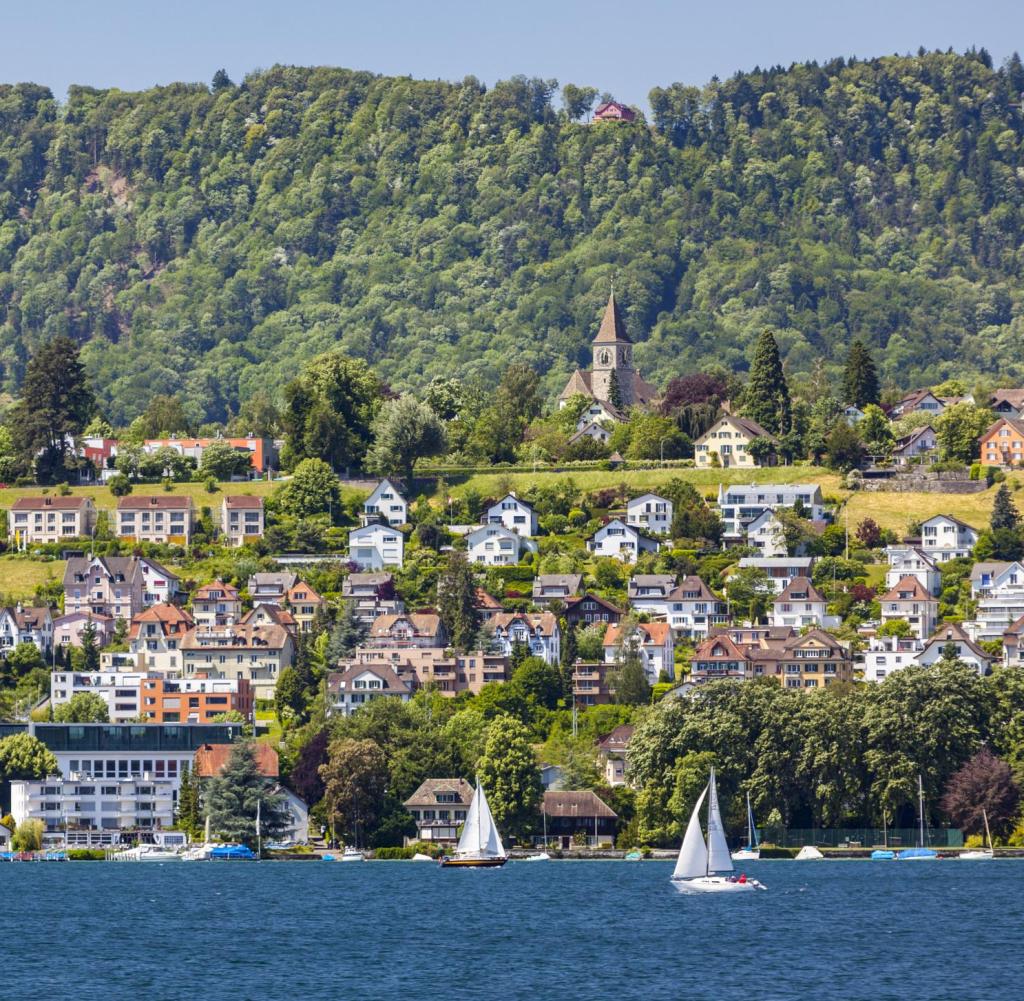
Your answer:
(980, 417), (1024, 467)
(139, 675), (254, 723)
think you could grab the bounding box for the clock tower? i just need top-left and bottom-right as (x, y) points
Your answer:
(591, 290), (636, 405)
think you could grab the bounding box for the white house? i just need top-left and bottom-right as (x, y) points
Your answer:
(603, 621), (674, 683)
(861, 635), (924, 683)
(736, 557), (815, 594)
(717, 483), (825, 542)
(626, 494), (673, 535)
(363, 479), (408, 527)
(50, 670), (149, 722)
(769, 577), (839, 630)
(587, 519), (659, 563)
(885, 547), (942, 597)
(486, 494), (538, 536)
(488, 612), (561, 666)
(918, 515), (978, 563)
(576, 399), (624, 427)
(349, 523), (404, 570)
(627, 575), (676, 601)
(745, 509), (788, 557)
(466, 525), (537, 566)
(879, 576), (939, 640)
(327, 664), (413, 716)
(569, 422), (612, 446)
(967, 561), (1024, 642)
(915, 623), (994, 675)
(695, 416), (776, 469)
(628, 576), (729, 639)
(0, 604), (53, 656)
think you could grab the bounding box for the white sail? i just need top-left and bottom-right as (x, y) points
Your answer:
(706, 769), (734, 874)
(673, 784), (709, 879)
(456, 779), (506, 859)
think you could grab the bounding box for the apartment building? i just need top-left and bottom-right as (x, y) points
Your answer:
(50, 670), (149, 722)
(116, 496), (194, 545)
(127, 603), (195, 672)
(191, 581), (243, 627)
(221, 495), (265, 546)
(284, 581), (325, 632)
(139, 676), (254, 723)
(180, 623), (294, 700)
(8, 496), (96, 545)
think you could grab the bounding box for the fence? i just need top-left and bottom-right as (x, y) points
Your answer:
(761, 827), (964, 849)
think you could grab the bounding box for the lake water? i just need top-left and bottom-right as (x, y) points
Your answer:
(5, 858), (1019, 1000)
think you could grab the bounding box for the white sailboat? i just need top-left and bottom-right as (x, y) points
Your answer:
(440, 778), (508, 868)
(958, 809), (994, 860)
(671, 768), (766, 894)
(731, 791), (760, 861)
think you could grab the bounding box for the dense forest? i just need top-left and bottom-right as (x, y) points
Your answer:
(1, 48), (1023, 425)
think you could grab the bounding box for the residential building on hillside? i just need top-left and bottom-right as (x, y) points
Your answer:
(967, 561), (1024, 641)
(142, 436), (276, 475)
(861, 635), (924, 683)
(603, 621), (674, 683)
(695, 416), (776, 468)
(569, 422), (612, 446)
(628, 576), (729, 639)
(363, 479), (408, 527)
(247, 572), (298, 607)
(769, 578), (839, 630)
(577, 399), (625, 428)
(342, 573), (403, 624)
(889, 390), (962, 419)
(488, 612), (561, 665)
(892, 426), (937, 465)
(572, 660), (615, 706)
(140, 676), (254, 723)
(626, 493), (673, 535)
(915, 623), (994, 676)
(741, 509), (788, 557)
(885, 547), (942, 596)
(717, 483), (825, 541)
(50, 670), (148, 722)
(988, 390), (1024, 420)
(368, 613), (446, 649)
(180, 623), (295, 700)
(586, 519), (659, 563)
(403, 779), (473, 845)
(486, 494), (538, 536)
(918, 515), (978, 562)
(346, 646), (510, 696)
(627, 575), (676, 601)
(465, 524), (537, 566)
(128, 603), (195, 673)
(240, 603), (297, 634)
(980, 417), (1024, 467)
(593, 100), (636, 122)
(63, 556), (145, 620)
(1001, 615), (1024, 666)
(744, 630), (853, 689)
(880, 576), (939, 640)
(8, 496), (96, 545)
(220, 495), (265, 546)
(53, 611), (115, 649)
(326, 663), (413, 716)
(116, 496), (194, 544)
(532, 574), (584, 605)
(564, 593), (624, 628)
(596, 725), (635, 787)
(538, 790), (617, 849)
(690, 635), (751, 684)
(192, 581), (242, 627)
(285, 582), (325, 632)
(138, 558), (180, 606)
(0, 604), (53, 655)
(736, 557), (814, 594)
(349, 523), (405, 570)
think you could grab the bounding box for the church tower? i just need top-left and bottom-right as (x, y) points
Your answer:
(590, 291), (636, 406)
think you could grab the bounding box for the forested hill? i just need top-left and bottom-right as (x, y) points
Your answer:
(1, 49), (1023, 424)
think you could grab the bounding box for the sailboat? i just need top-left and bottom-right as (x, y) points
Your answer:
(671, 768), (766, 894)
(439, 778), (508, 868)
(897, 775), (938, 860)
(731, 792), (760, 861)
(958, 810), (994, 860)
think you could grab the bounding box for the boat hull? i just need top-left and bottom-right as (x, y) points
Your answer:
(958, 850), (994, 860)
(439, 856), (508, 868)
(731, 849), (760, 861)
(671, 876), (765, 894)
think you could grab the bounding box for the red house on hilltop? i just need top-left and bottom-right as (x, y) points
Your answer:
(593, 101), (636, 122)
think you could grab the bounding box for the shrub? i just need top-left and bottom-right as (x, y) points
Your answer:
(67, 848), (106, 861)
(759, 846), (797, 859)
(373, 846), (415, 860)
(108, 473), (132, 497)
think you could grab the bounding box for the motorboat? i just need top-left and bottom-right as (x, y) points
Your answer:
(339, 847), (365, 862)
(523, 852), (550, 862)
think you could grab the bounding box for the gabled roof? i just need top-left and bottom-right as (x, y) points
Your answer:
(286, 582), (324, 604)
(344, 573), (393, 588)
(970, 560), (1019, 583)
(533, 573), (584, 594)
(403, 778), (474, 809)
(328, 663), (411, 695)
(881, 575), (934, 601)
(473, 588), (504, 611)
(8, 605), (52, 630)
(921, 623), (994, 662)
(894, 425), (936, 451)
(569, 422), (610, 444)
(559, 369), (594, 400)
(490, 611), (559, 636)
(693, 634), (748, 661)
(240, 604), (296, 629)
(628, 574), (676, 596)
(775, 577), (826, 603)
(564, 592), (625, 616)
(350, 521), (403, 539)
(489, 493), (534, 512)
(699, 415), (777, 444)
(63, 555), (143, 588)
(11, 496), (91, 511)
(663, 576), (717, 602)
(596, 724), (635, 753)
(117, 495), (192, 509)
(920, 513), (977, 532)
(542, 789), (617, 818)
(223, 495), (263, 509)
(629, 492), (671, 506)
(193, 580), (240, 602)
(370, 613), (442, 637)
(603, 621), (672, 647)
(127, 603), (194, 639)
(982, 416), (1024, 440)
(194, 742), (279, 778)
(592, 291), (631, 345)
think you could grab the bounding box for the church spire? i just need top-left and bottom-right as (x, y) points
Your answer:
(593, 289), (632, 345)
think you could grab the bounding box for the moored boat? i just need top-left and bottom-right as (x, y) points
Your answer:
(731, 792), (761, 861)
(958, 810), (994, 860)
(897, 776), (938, 861)
(795, 845), (824, 861)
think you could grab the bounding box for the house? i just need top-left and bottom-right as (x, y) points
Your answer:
(770, 578), (839, 630)
(569, 422), (612, 447)
(486, 493), (538, 536)
(843, 405), (866, 425)
(880, 576), (939, 640)
(892, 426), (937, 465)
(717, 483), (825, 541)
(240, 603), (297, 634)
(142, 436), (276, 476)
(138, 557), (180, 606)
(63, 556), (145, 621)
(690, 635), (751, 684)
(586, 519), (659, 563)
(540, 764), (565, 791)
(191, 581), (242, 627)
(988, 390), (1024, 420)
(596, 725), (634, 787)
(627, 575), (676, 601)
(1001, 614), (1024, 666)
(220, 496), (265, 546)
(577, 399), (625, 427)
(532, 574), (583, 605)
(346, 645), (510, 696)
(466, 524), (537, 566)
(7, 496), (96, 545)
(52, 611), (115, 649)
(918, 515), (978, 562)
(736, 557), (815, 594)
(538, 790), (617, 848)
(368, 613), (446, 649)
(745, 629), (854, 689)
(592, 100), (636, 122)
(0, 605), (53, 656)
(564, 593), (624, 629)
(326, 663), (413, 716)
(285, 582), (325, 632)
(180, 623), (295, 700)
(629, 576), (729, 639)
(363, 479), (408, 527)
(889, 390), (949, 419)
(980, 417), (1024, 468)
(572, 660), (615, 705)
(744, 509), (788, 557)
(884, 547), (942, 597)
(473, 589), (505, 623)
(349, 523), (405, 570)
(79, 436), (119, 482)
(558, 290), (658, 410)
(860, 635), (924, 683)
(626, 493), (673, 535)
(342, 573), (403, 624)
(695, 416), (776, 469)
(140, 675), (254, 723)
(116, 495), (194, 544)
(488, 612), (561, 665)
(247, 572), (299, 607)
(128, 603), (195, 673)
(403, 779), (473, 845)
(603, 621), (674, 683)
(968, 561), (1024, 642)
(915, 623), (994, 676)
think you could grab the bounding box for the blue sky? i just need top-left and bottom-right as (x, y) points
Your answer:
(7, 0), (1024, 108)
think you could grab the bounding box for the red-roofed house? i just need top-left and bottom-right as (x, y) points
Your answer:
(603, 621), (674, 683)
(221, 495), (265, 546)
(194, 741), (279, 778)
(128, 603), (196, 672)
(117, 495), (194, 544)
(192, 581), (242, 627)
(8, 496), (96, 544)
(690, 634), (752, 684)
(880, 576), (939, 639)
(593, 101), (636, 122)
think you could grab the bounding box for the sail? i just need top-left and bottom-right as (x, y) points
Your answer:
(456, 780), (505, 859)
(673, 784), (709, 879)
(748, 797), (761, 848)
(706, 770), (734, 874)
(476, 782), (506, 858)
(456, 783), (483, 856)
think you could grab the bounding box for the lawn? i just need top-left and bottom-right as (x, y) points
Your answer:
(0, 555), (67, 601)
(842, 484), (1010, 535)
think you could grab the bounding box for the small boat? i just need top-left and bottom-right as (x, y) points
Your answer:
(795, 845), (824, 861)
(871, 850), (895, 860)
(411, 852), (434, 862)
(523, 852), (550, 862)
(959, 809), (994, 860)
(339, 846), (365, 862)
(111, 845), (181, 862)
(671, 768), (766, 894)
(897, 776), (938, 861)
(439, 777), (508, 868)
(624, 850), (643, 861)
(209, 844), (257, 860)
(731, 791), (761, 861)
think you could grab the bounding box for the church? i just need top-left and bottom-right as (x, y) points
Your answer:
(558, 291), (658, 414)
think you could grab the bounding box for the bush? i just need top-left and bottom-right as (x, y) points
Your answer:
(204, 476), (219, 493)
(759, 846), (797, 859)
(67, 848), (106, 861)
(373, 846), (415, 860)
(108, 473), (132, 497)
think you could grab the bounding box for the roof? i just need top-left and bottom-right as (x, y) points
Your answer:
(403, 778), (475, 809)
(593, 101), (636, 121)
(559, 369), (594, 400)
(328, 663), (411, 695)
(775, 577), (826, 603)
(665, 576), (717, 602)
(286, 582), (324, 604)
(596, 724), (635, 753)
(629, 492), (671, 506)
(737, 557), (813, 568)
(489, 611), (559, 636)
(194, 742), (279, 778)
(223, 495), (264, 509)
(127, 603), (195, 639)
(193, 580), (240, 601)
(473, 588), (504, 610)
(592, 291), (631, 345)
(11, 496), (90, 511)
(345, 573), (393, 588)
(116, 495), (192, 509)
(181, 622), (292, 651)
(922, 623), (994, 662)
(897, 389), (941, 411)
(983, 416), (1024, 440)
(699, 415), (776, 444)
(569, 422), (609, 444)
(603, 621), (672, 647)
(694, 634), (749, 661)
(240, 604), (296, 629)
(248, 572), (299, 590)
(629, 574), (676, 593)
(564, 592), (625, 616)
(533, 573), (584, 593)
(894, 425), (936, 450)
(990, 389), (1024, 408)
(881, 576), (934, 601)
(63, 556), (143, 587)
(542, 790), (617, 819)
(7, 605), (51, 630)
(370, 613), (442, 637)
(920, 513), (977, 532)
(970, 561), (1017, 583)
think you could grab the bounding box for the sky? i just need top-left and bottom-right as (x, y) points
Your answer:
(6, 0), (1024, 109)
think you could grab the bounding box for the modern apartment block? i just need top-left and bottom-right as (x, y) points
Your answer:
(8, 496), (96, 544)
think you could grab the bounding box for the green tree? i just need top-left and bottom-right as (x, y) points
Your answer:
(742, 330), (791, 435)
(438, 551), (478, 651)
(199, 440), (252, 480)
(318, 737), (389, 845)
(511, 656), (563, 710)
(204, 741), (289, 849)
(859, 404), (895, 457)
(138, 394), (191, 438)
(991, 483), (1020, 532)
(842, 339), (881, 408)
(325, 600), (367, 662)
(0, 733), (59, 782)
(5, 642), (44, 677)
(79, 619), (101, 672)
(274, 665), (306, 724)
(726, 567), (774, 621)
(365, 395), (446, 487)
(935, 403), (992, 464)
(276, 458), (340, 518)
(477, 716), (542, 841)
(53, 692), (109, 723)
(11, 818), (44, 851)
(826, 422), (864, 472)
(176, 764), (203, 840)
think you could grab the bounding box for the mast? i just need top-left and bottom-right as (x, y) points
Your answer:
(256, 799), (261, 860)
(918, 775), (925, 848)
(747, 792), (753, 849)
(477, 777), (483, 853)
(983, 809), (992, 851)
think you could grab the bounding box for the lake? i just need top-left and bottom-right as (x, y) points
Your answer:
(4, 858), (1019, 1000)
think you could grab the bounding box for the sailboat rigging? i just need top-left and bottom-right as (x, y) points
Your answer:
(439, 778), (508, 868)
(897, 775), (938, 860)
(958, 809), (994, 860)
(731, 791), (761, 861)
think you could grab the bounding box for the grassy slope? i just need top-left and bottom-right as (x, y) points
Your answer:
(0, 555), (67, 600)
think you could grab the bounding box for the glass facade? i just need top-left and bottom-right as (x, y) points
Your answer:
(28, 723), (243, 752)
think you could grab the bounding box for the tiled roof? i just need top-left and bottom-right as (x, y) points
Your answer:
(543, 790), (617, 818)
(490, 611), (559, 636)
(603, 621), (672, 647)
(117, 495), (193, 509)
(403, 778), (475, 809)
(775, 577), (826, 603)
(370, 613), (442, 636)
(193, 580), (240, 601)
(194, 742), (279, 778)
(881, 575), (934, 601)
(11, 496), (90, 510)
(223, 495), (263, 509)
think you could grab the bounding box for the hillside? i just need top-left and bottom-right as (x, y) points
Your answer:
(1, 49), (1023, 424)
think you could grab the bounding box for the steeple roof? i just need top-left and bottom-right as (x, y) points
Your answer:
(593, 291), (632, 345)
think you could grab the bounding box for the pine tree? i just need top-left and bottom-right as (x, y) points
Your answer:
(438, 551), (478, 650)
(204, 741), (289, 849)
(80, 619), (100, 672)
(991, 483), (1020, 532)
(176, 764), (202, 840)
(560, 621), (578, 697)
(842, 339), (880, 409)
(607, 368), (623, 410)
(325, 600), (366, 662)
(743, 330), (791, 435)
